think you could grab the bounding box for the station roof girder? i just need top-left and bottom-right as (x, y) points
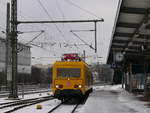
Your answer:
(108, 0), (150, 63)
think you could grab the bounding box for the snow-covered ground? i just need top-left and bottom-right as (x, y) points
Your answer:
(0, 91), (53, 104)
(0, 91), (53, 113)
(0, 88), (51, 97)
(82, 85), (150, 113)
(93, 84), (122, 92)
(0, 85), (150, 113)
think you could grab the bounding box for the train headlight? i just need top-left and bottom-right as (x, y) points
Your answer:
(55, 85), (59, 88)
(78, 85), (82, 88)
(74, 84), (82, 88)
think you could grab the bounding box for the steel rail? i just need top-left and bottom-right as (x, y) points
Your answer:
(0, 95), (52, 106)
(47, 98), (73, 113)
(48, 98), (83, 113)
(48, 102), (63, 113)
(4, 97), (53, 113)
(1, 96), (54, 113)
(71, 102), (81, 113)
(0, 89), (51, 98)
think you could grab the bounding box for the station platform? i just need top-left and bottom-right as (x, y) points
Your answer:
(81, 85), (150, 113)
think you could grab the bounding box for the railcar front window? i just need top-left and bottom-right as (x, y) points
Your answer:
(57, 68), (80, 77)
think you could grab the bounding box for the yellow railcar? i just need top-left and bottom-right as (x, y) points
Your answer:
(52, 60), (93, 102)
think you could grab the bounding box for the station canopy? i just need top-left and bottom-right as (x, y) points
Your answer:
(108, 0), (150, 63)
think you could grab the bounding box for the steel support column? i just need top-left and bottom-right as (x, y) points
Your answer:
(5, 3), (13, 97)
(10, 0), (18, 98)
(94, 21), (97, 53)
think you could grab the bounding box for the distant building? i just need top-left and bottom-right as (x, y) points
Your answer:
(91, 64), (114, 84)
(0, 37), (31, 83)
(99, 64), (114, 84)
(33, 64), (52, 69)
(31, 64), (52, 84)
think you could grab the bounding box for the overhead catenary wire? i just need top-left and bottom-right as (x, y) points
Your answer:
(0, 0), (85, 58)
(25, 30), (45, 44)
(18, 15), (58, 56)
(36, 0), (69, 43)
(55, 0), (66, 29)
(18, 30), (45, 34)
(17, 11), (58, 45)
(70, 30), (95, 50)
(17, 10), (57, 36)
(17, 19), (103, 54)
(0, 0), (49, 46)
(64, 0), (102, 19)
(0, 4), (51, 45)
(0, 0), (58, 47)
(15, 15), (56, 54)
(56, 0), (65, 20)
(30, 43), (58, 54)
(1, 0), (100, 58)
(55, 0), (83, 53)
(36, 0), (87, 54)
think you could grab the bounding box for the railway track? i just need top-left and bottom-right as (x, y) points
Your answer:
(0, 96), (55, 113)
(47, 93), (89, 113)
(0, 94), (88, 113)
(71, 101), (81, 113)
(48, 98), (82, 113)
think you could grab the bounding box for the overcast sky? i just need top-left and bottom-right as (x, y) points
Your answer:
(0, 0), (120, 65)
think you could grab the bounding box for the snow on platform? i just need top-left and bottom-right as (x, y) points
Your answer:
(80, 85), (150, 113)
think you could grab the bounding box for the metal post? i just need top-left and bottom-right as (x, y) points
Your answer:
(144, 60), (147, 96)
(122, 61), (125, 89)
(122, 72), (124, 88)
(129, 64), (132, 92)
(83, 50), (86, 61)
(5, 3), (13, 96)
(10, 0), (18, 98)
(94, 21), (97, 53)
(5, 3), (10, 86)
(121, 60), (125, 89)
